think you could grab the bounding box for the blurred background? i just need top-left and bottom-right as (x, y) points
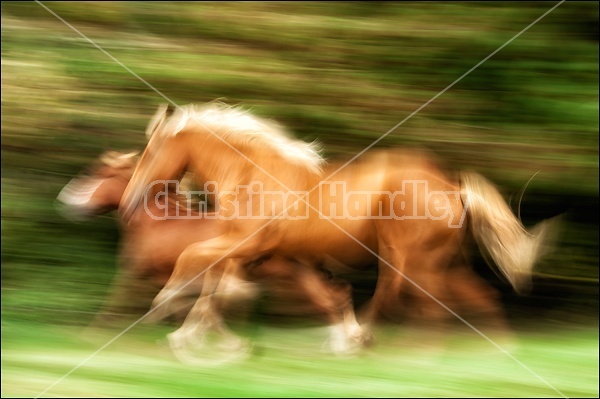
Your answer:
(2, 2), (598, 397)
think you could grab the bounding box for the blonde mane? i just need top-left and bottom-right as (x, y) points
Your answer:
(148, 102), (325, 175)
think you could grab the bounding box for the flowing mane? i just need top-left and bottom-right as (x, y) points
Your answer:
(148, 102), (325, 175)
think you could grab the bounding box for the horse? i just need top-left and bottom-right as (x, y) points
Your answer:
(119, 102), (555, 360)
(57, 151), (513, 356)
(57, 151), (506, 334)
(57, 151), (364, 356)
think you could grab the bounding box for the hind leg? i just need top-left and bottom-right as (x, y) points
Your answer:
(404, 261), (452, 347)
(445, 257), (516, 350)
(250, 257), (368, 355)
(383, 221), (464, 352)
(447, 254), (511, 330)
(359, 238), (407, 332)
(293, 262), (368, 354)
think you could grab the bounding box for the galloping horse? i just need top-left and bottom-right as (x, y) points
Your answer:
(58, 150), (513, 351)
(57, 150), (362, 350)
(120, 103), (555, 359)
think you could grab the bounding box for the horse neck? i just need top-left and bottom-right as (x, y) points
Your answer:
(189, 132), (321, 194)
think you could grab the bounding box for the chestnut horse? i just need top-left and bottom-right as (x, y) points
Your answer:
(57, 151), (362, 356)
(120, 103), (555, 360)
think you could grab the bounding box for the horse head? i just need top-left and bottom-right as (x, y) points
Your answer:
(57, 151), (138, 221)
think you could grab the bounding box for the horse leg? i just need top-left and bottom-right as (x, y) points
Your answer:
(89, 257), (162, 329)
(155, 234), (272, 360)
(214, 258), (260, 306)
(446, 260), (516, 350)
(400, 238), (466, 354)
(359, 240), (406, 330)
(168, 294), (248, 352)
(163, 264), (252, 365)
(167, 282), (255, 367)
(290, 262), (368, 354)
(153, 229), (276, 317)
(208, 259), (261, 350)
(147, 251), (223, 324)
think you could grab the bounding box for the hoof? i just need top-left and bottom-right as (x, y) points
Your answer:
(217, 336), (251, 353)
(167, 330), (252, 366)
(324, 323), (371, 356)
(323, 336), (363, 357)
(170, 340), (252, 366)
(356, 329), (375, 348)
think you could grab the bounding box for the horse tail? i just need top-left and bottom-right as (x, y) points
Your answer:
(460, 171), (556, 294)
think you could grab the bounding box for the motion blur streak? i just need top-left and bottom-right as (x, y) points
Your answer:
(2, 2), (598, 398)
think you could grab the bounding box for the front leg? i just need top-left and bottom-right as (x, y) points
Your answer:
(153, 232), (271, 363)
(166, 293), (252, 366)
(91, 259), (162, 328)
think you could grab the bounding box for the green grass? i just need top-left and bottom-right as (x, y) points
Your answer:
(1, 319), (598, 398)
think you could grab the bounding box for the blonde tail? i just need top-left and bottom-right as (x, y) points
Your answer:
(460, 171), (557, 294)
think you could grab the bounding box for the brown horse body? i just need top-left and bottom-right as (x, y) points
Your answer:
(120, 103), (554, 360)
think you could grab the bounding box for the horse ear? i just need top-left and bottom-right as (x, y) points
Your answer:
(165, 104), (175, 118)
(145, 104), (171, 139)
